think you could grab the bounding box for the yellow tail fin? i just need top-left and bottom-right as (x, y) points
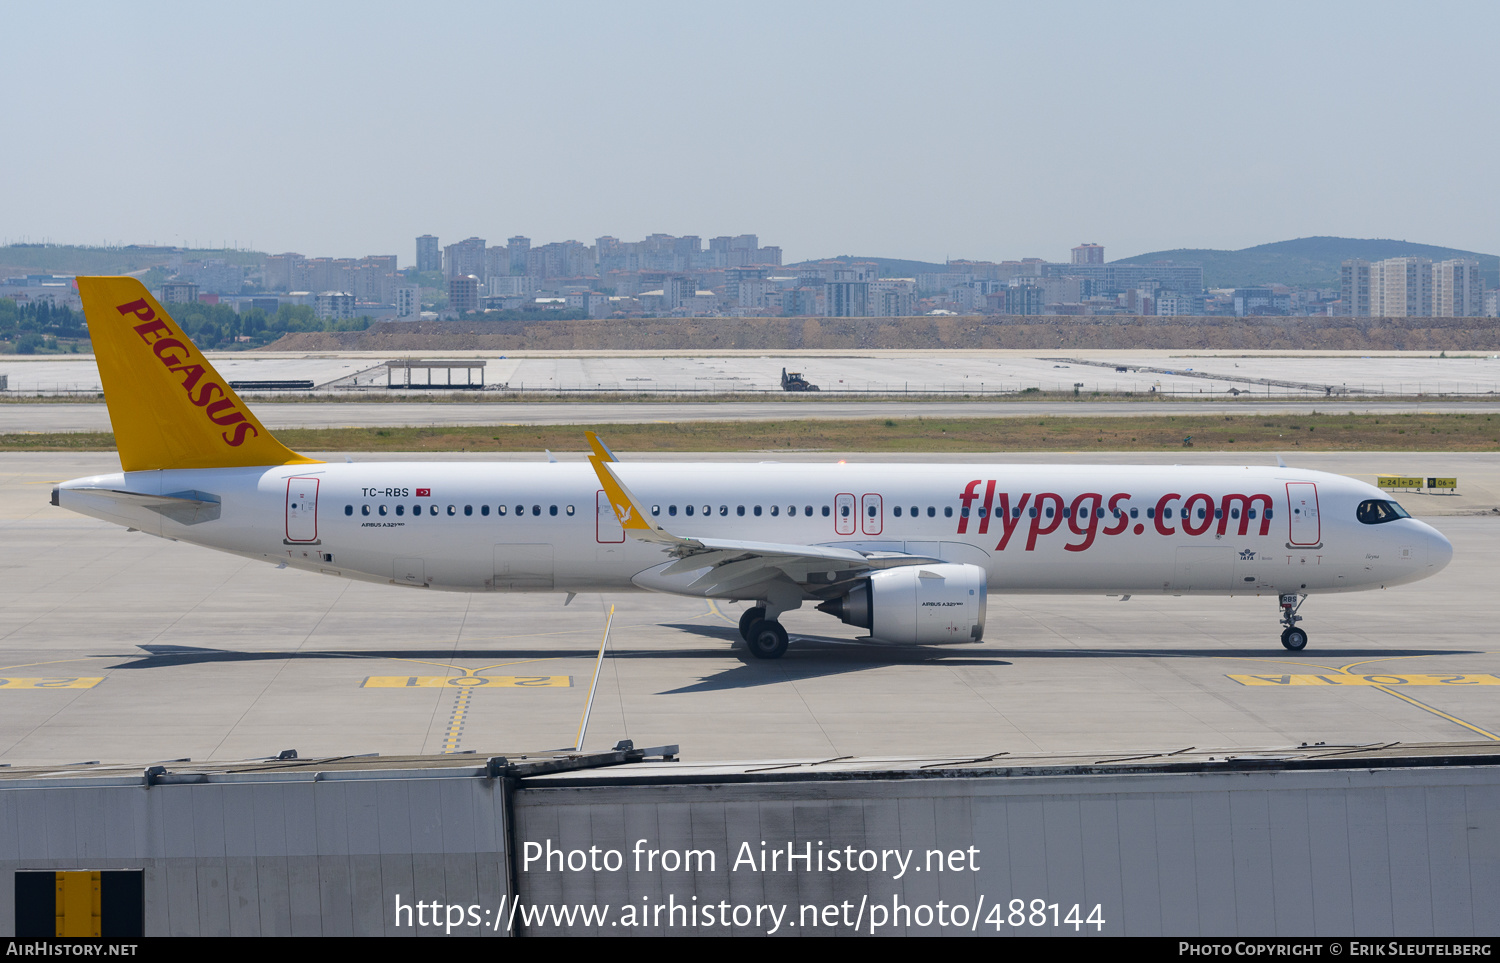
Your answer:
(78, 277), (322, 472)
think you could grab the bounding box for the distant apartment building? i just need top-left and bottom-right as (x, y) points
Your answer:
(415, 235), (440, 273)
(262, 253), (305, 292)
(869, 279), (915, 317)
(1006, 283), (1045, 316)
(314, 291), (355, 320)
(394, 285), (421, 320)
(186, 258), (244, 295)
(1432, 259), (1483, 317)
(1370, 258), (1432, 317)
(487, 276), (537, 298)
(1232, 287), (1291, 316)
(1339, 260), (1372, 317)
(159, 281), (199, 304)
(444, 237), (487, 279)
(1072, 243), (1105, 265)
(448, 275), (479, 315)
(507, 236), (530, 275)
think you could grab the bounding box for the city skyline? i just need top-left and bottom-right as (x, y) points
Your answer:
(5, 2), (1499, 264)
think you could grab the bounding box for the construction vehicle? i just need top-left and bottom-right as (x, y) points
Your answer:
(781, 367), (819, 391)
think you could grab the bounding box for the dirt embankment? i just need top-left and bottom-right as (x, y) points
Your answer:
(265, 315), (1500, 353)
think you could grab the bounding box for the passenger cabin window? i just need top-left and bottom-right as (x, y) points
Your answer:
(821, 506), (830, 517)
(344, 505), (353, 516)
(944, 507), (953, 518)
(894, 506), (902, 517)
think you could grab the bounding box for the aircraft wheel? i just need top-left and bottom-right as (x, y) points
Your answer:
(739, 606), (767, 641)
(745, 620), (789, 660)
(1281, 627), (1308, 651)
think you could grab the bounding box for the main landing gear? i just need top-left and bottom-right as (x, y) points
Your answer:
(738, 606), (789, 660)
(1278, 593), (1308, 651)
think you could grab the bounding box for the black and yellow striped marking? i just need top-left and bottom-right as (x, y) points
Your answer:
(55, 871), (101, 937)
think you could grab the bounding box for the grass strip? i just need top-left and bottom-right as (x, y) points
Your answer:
(1, 412), (1497, 453)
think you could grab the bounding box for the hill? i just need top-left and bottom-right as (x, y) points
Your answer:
(1114, 236), (1500, 289)
(787, 255), (948, 277)
(0, 244), (265, 278)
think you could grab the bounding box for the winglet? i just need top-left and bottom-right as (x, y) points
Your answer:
(585, 431), (617, 463)
(78, 276), (321, 472)
(584, 432), (690, 546)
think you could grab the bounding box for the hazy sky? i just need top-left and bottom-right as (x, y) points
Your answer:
(5, 1), (1498, 266)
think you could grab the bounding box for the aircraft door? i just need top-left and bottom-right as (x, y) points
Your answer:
(1286, 482), (1321, 546)
(861, 493), (883, 535)
(834, 493), (856, 535)
(285, 476), (320, 543)
(596, 489), (624, 543)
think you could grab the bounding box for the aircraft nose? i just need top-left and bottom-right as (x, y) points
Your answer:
(1427, 524), (1453, 573)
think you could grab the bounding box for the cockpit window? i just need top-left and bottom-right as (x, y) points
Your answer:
(1357, 499), (1410, 524)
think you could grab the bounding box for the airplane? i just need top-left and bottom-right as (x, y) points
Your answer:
(52, 277), (1452, 660)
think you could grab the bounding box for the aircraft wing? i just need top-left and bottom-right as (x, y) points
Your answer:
(585, 432), (940, 598)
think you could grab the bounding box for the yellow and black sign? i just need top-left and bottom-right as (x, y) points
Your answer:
(13, 870), (143, 937)
(1230, 673), (1500, 686)
(1427, 477), (1458, 490)
(362, 675), (572, 688)
(0, 677), (103, 689)
(1377, 475), (1423, 490)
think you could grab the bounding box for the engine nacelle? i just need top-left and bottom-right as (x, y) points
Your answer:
(818, 563), (987, 644)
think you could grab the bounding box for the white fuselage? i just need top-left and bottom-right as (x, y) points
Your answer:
(57, 461), (1451, 600)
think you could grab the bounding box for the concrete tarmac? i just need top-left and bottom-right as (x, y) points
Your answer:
(0, 451), (1496, 767)
(6, 399), (1500, 433)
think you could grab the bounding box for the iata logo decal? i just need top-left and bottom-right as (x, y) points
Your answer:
(116, 298), (259, 447)
(1240, 549), (1257, 560)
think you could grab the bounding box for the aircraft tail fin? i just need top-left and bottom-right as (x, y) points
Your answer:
(77, 276), (322, 472)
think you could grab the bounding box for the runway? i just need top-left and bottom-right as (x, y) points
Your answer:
(6, 399), (1500, 433)
(1, 451), (1495, 768)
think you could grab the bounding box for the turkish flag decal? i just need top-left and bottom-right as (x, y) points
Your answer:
(416, 488), (431, 497)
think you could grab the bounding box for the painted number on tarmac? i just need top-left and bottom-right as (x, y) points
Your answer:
(1229, 673), (1500, 686)
(0, 678), (103, 689)
(361, 675), (572, 688)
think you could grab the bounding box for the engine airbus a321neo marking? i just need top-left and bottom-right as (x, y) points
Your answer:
(54, 277), (1452, 660)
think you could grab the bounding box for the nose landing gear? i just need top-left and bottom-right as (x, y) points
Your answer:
(1279, 593), (1308, 650)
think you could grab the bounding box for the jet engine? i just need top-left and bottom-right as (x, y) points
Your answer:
(817, 563), (987, 644)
